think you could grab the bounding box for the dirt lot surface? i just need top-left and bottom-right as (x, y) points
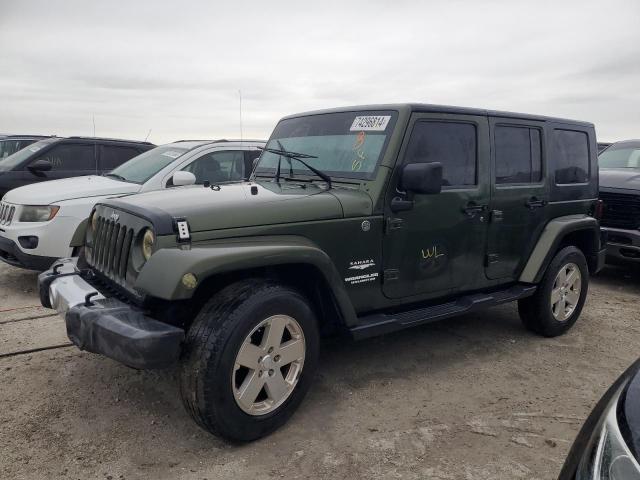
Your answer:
(1, 262), (639, 480)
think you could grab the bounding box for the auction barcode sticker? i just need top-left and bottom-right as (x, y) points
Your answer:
(350, 115), (391, 132)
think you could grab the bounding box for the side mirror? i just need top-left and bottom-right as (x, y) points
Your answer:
(28, 159), (52, 173)
(400, 162), (442, 195)
(171, 171), (196, 186)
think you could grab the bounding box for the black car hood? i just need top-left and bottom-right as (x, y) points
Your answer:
(600, 168), (640, 191)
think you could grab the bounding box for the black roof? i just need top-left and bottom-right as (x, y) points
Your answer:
(283, 103), (593, 127)
(65, 136), (154, 145)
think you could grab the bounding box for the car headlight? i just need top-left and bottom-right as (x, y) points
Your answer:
(141, 228), (155, 261)
(576, 386), (640, 480)
(89, 210), (98, 234)
(19, 205), (60, 222)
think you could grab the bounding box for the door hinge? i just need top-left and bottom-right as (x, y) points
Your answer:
(385, 217), (404, 234)
(486, 254), (499, 266)
(383, 269), (400, 282)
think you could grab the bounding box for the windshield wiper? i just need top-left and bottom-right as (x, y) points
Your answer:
(259, 146), (332, 189)
(103, 173), (128, 182)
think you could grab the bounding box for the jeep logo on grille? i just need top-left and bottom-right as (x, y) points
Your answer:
(110, 212), (119, 222)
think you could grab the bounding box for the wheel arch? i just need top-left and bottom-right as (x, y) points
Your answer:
(519, 215), (601, 283)
(135, 235), (358, 330)
(69, 218), (88, 247)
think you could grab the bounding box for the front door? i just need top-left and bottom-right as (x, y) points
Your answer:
(383, 113), (491, 300)
(486, 118), (549, 280)
(21, 142), (98, 186)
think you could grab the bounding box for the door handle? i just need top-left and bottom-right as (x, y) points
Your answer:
(462, 202), (487, 217)
(525, 197), (547, 209)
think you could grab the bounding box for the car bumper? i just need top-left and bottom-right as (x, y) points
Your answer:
(0, 234), (58, 270)
(602, 227), (640, 264)
(38, 258), (184, 369)
(0, 215), (81, 270)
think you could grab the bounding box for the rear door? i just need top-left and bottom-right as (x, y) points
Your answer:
(486, 118), (549, 279)
(382, 112), (491, 299)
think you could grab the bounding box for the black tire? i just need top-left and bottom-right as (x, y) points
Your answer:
(179, 279), (320, 442)
(518, 246), (589, 337)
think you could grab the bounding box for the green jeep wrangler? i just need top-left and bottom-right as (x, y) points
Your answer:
(39, 104), (606, 441)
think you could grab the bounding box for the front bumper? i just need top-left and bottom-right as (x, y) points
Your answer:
(38, 259), (184, 369)
(602, 227), (640, 264)
(0, 234), (57, 270)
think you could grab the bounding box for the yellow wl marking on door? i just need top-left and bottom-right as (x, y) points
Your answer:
(421, 246), (445, 259)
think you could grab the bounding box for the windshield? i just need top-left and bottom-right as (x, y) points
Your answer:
(255, 110), (398, 181)
(108, 144), (191, 184)
(0, 138), (57, 172)
(599, 144), (640, 169)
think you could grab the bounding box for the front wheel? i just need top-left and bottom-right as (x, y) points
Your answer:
(179, 280), (319, 442)
(518, 246), (589, 337)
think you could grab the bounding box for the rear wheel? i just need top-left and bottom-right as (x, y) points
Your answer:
(518, 246), (589, 337)
(179, 279), (319, 442)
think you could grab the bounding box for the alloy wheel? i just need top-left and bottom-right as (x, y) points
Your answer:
(232, 314), (306, 415)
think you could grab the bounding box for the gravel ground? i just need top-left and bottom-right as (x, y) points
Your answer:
(1, 261), (639, 480)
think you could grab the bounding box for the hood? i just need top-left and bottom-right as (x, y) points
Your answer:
(599, 168), (640, 191)
(4, 175), (141, 205)
(107, 181), (373, 232)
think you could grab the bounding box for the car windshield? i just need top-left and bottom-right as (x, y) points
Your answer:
(599, 144), (640, 169)
(254, 110), (398, 181)
(0, 138), (57, 172)
(107, 144), (191, 184)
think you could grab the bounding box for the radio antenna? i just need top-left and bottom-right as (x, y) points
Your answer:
(92, 115), (96, 137)
(238, 89), (243, 143)
(144, 129), (152, 142)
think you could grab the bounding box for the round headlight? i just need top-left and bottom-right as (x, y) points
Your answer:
(89, 211), (98, 234)
(142, 229), (155, 261)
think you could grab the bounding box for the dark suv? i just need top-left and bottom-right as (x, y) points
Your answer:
(0, 137), (155, 198)
(40, 104), (605, 441)
(598, 140), (640, 264)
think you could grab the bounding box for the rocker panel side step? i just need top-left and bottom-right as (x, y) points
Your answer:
(350, 284), (537, 340)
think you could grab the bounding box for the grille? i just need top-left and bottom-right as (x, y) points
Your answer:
(88, 215), (136, 287)
(0, 202), (16, 226)
(600, 192), (640, 230)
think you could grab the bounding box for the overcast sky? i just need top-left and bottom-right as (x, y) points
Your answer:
(1, 0), (639, 144)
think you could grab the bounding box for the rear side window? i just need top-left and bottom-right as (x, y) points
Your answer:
(100, 146), (142, 170)
(405, 121), (477, 187)
(554, 129), (589, 184)
(495, 126), (542, 184)
(37, 144), (95, 171)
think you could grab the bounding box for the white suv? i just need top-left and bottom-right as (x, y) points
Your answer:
(0, 139), (265, 270)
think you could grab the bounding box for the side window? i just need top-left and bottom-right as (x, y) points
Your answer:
(100, 146), (141, 170)
(405, 121), (477, 187)
(37, 144), (95, 171)
(495, 126), (542, 184)
(554, 129), (589, 184)
(182, 151), (246, 184)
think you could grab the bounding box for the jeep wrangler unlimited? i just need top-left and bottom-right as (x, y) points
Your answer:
(39, 104), (606, 441)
